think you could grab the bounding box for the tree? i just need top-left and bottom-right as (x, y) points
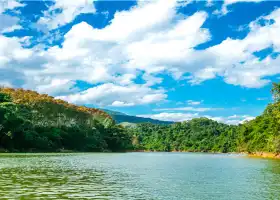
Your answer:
(271, 82), (280, 102)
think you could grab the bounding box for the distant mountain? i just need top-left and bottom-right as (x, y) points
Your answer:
(102, 109), (173, 125)
(102, 109), (128, 116)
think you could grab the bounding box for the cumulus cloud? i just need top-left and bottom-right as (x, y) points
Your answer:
(187, 8), (280, 88)
(1, 0), (280, 108)
(34, 79), (79, 96)
(56, 83), (167, 107)
(0, 35), (33, 67)
(13, 0), (208, 106)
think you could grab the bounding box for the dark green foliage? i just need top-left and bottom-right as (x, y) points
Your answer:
(0, 93), (12, 103)
(127, 119), (237, 153)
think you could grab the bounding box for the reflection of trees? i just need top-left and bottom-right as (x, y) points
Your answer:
(0, 165), (108, 199)
(0, 155), (152, 199)
(263, 160), (280, 200)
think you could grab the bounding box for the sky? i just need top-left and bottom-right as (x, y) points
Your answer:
(1, 0), (280, 124)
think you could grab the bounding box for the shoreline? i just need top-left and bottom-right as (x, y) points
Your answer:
(247, 152), (280, 160)
(1, 150), (280, 160)
(131, 150), (280, 160)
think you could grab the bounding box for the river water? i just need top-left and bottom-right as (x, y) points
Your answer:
(0, 153), (279, 200)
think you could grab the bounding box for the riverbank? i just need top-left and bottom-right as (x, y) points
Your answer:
(248, 152), (280, 159)
(1, 148), (280, 160)
(131, 150), (280, 160)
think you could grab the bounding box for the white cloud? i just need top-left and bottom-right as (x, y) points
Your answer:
(0, 35), (33, 67)
(142, 73), (163, 87)
(94, 0), (178, 42)
(187, 100), (202, 105)
(38, 0), (96, 30)
(0, 0), (25, 34)
(124, 11), (210, 73)
(56, 83), (167, 107)
(153, 106), (220, 112)
(15, 0), (208, 105)
(138, 112), (200, 122)
(218, 114), (255, 124)
(35, 79), (78, 96)
(224, 0), (262, 6)
(0, 0), (24, 14)
(1, 0), (280, 110)
(111, 101), (135, 107)
(256, 97), (268, 101)
(187, 8), (280, 88)
(1, 24), (22, 33)
(214, 0), (263, 16)
(138, 112), (255, 125)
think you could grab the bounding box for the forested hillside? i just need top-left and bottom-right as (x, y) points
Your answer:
(236, 83), (280, 154)
(127, 82), (280, 154)
(0, 88), (132, 152)
(0, 83), (280, 155)
(128, 118), (237, 152)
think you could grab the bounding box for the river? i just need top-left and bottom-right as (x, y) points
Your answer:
(0, 153), (279, 200)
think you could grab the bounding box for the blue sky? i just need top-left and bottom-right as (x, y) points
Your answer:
(1, 0), (280, 124)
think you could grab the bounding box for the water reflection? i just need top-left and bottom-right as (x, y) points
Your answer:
(0, 154), (153, 199)
(0, 153), (279, 200)
(262, 160), (280, 200)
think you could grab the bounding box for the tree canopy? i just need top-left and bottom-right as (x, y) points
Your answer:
(0, 88), (132, 152)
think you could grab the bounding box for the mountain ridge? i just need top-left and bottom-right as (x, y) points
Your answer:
(101, 109), (173, 124)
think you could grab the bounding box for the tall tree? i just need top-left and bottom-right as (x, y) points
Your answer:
(271, 82), (280, 102)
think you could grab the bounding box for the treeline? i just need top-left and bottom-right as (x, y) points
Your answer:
(128, 83), (280, 154)
(1, 83), (280, 154)
(128, 119), (237, 152)
(0, 88), (132, 152)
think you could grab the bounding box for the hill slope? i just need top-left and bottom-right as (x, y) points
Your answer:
(0, 87), (131, 152)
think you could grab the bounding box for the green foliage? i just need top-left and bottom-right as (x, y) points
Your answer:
(125, 83), (280, 154)
(126, 119), (237, 153)
(0, 88), (132, 152)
